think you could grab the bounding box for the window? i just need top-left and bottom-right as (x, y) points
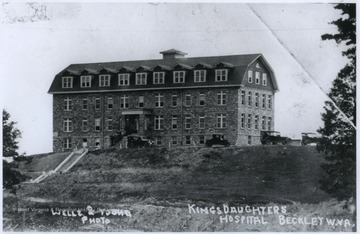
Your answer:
(255, 72), (260, 84)
(63, 118), (73, 132)
(173, 71), (185, 83)
(215, 69), (228, 82)
(248, 91), (252, 106)
(120, 95), (129, 108)
(138, 96), (144, 107)
(171, 116), (178, 130)
(262, 73), (267, 86)
(254, 115), (259, 130)
(199, 93), (205, 106)
(154, 116), (164, 130)
(194, 70), (206, 82)
(136, 73), (147, 85)
(62, 77), (73, 88)
(172, 95), (178, 107)
(95, 97), (101, 110)
(241, 113), (245, 129)
(118, 74), (130, 86)
(262, 94), (266, 109)
(268, 117), (272, 131)
(248, 136), (252, 145)
(185, 116), (191, 129)
(247, 114), (252, 129)
(241, 90), (245, 105)
(155, 93), (164, 108)
(82, 99), (88, 110)
(262, 116), (266, 130)
(95, 138), (101, 148)
(185, 94), (192, 106)
(64, 97), (72, 111)
(172, 136), (178, 145)
(199, 115), (205, 129)
(217, 91), (227, 105)
(216, 114), (226, 128)
(268, 95), (272, 109)
(255, 93), (259, 108)
(153, 72), (165, 84)
(155, 136), (162, 145)
(81, 76), (91, 87)
(199, 135), (205, 145)
(107, 97), (114, 109)
(95, 118), (101, 131)
(63, 138), (72, 149)
(106, 117), (113, 131)
(99, 75), (111, 87)
(248, 70), (253, 83)
(185, 136), (191, 145)
(82, 118), (89, 132)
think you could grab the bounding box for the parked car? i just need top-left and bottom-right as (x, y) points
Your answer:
(127, 134), (154, 148)
(260, 131), (291, 145)
(205, 134), (230, 147)
(301, 132), (320, 146)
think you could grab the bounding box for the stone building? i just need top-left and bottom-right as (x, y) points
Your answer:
(48, 49), (279, 152)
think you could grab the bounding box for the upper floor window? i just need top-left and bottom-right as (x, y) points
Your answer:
(241, 113), (245, 129)
(194, 70), (206, 82)
(217, 91), (227, 105)
(107, 97), (114, 109)
(62, 77), (73, 88)
(64, 97), (72, 111)
(82, 98), (88, 110)
(63, 138), (72, 149)
(185, 116), (191, 129)
(268, 95), (272, 109)
(248, 70), (253, 83)
(248, 91), (252, 106)
(138, 96), (144, 107)
(95, 118), (101, 131)
(199, 114), (205, 129)
(106, 117), (113, 131)
(154, 116), (164, 130)
(82, 118), (89, 132)
(136, 73), (147, 85)
(153, 72), (165, 84)
(99, 75), (111, 87)
(241, 90), (245, 106)
(268, 117), (272, 131)
(216, 114), (226, 128)
(155, 93), (164, 108)
(262, 116), (266, 130)
(120, 95), (129, 108)
(95, 97), (101, 110)
(215, 69), (228, 82)
(247, 114), (252, 129)
(171, 116), (178, 130)
(81, 76), (91, 88)
(172, 94), (178, 107)
(262, 73), (267, 86)
(118, 74), (130, 86)
(254, 115), (259, 130)
(262, 94), (266, 109)
(199, 93), (205, 106)
(63, 118), (73, 132)
(185, 94), (192, 106)
(255, 72), (260, 84)
(255, 93), (259, 108)
(173, 71), (185, 83)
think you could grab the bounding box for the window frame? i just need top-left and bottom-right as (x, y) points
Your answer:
(185, 116), (191, 129)
(118, 74), (130, 86)
(255, 71), (260, 84)
(95, 118), (101, 131)
(215, 69), (228, 82)
(154, 116), (164, 130)
(63, 118), (73, 132)
(262, 73), (267, 86)
(136, 73), (147, 85)
(80, 75), (92, 88)
(173, 71), (185, 83)
(248, 70), (253, 83)
(99, 74), (111, 87)
(64, 97), (72, 111)
(153, 72), (165, 84)
(62, 76), (73, 88)
(217, 91), (227, 106)
(155, 93), (164, 108)
(120, 95), (129, 109)
(194, 70), (206, 82)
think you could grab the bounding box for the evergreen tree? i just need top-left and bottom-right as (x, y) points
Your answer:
(317, 4), (356, 200)
(2, 109), (22, 157)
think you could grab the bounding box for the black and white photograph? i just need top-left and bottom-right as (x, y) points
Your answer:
(1, 1), (356, 232)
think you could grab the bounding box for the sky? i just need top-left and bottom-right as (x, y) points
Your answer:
(1, 2), (349, 155)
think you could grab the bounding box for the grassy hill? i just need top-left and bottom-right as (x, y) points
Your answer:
(4, 146), (355, 232)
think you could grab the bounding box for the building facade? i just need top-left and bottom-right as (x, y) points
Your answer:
(48, 49), (278, 152)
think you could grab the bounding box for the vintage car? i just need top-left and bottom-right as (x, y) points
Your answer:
(205, 134), (230, 147)
(260, 131), (291, 145)
(301, 132), (321, 146)
(127, 134), (154, 148)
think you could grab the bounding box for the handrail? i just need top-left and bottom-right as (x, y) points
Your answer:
(53, 151), (75, 173)
(63, 148), (88, 173)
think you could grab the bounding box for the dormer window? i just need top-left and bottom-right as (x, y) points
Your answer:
(62, 77), (73, 88)
(118, 74), (130, 86)
(194, 70), (206, 82)
(153, 72), (165, 84)
(262, 73), (267, 86)
(173, 71), (185, 83)
(248, 70), (253, 83)
(215, 69), (228, 82)
(99, 75), (111, 87)
(136, 73), (147, 85)
(81, 76), (91, 88)
(255, 72), (260, 84)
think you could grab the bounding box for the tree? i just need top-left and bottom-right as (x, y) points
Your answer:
(317, 4), (356, 201)
(3, 109), (22, 157)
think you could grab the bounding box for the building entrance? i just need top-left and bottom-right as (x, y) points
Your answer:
(124, 115), (139, 135)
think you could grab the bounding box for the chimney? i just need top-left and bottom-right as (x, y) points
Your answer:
(160, 49), (187, 59)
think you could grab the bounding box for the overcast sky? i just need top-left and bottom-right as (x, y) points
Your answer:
(1, 2), (349, 155)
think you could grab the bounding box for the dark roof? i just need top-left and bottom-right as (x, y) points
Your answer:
(159, 49), (187, 55)
(49, 53), (278, 93)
